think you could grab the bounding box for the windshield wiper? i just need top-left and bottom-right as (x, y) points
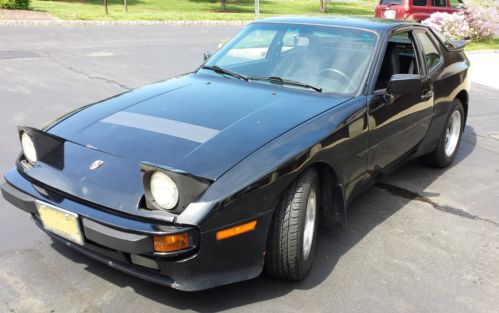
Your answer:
(200, 67), (322, 92)
(202, 65), (248, 81)
(248, 76), (322, 93)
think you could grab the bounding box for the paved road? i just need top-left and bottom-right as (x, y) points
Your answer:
(467, 52), (499, 90)
(1, 25), (498, 313)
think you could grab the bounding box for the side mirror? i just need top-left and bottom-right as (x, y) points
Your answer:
(203, 51), (212, 61)
(387, 74), (421, 95)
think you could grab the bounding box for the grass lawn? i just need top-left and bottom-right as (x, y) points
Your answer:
(465, 38), (499, 51)
(30, 0), (376, 20)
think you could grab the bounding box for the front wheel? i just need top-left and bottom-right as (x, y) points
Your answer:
(420, 98), (465, 168)
(265, 169), (319, 280)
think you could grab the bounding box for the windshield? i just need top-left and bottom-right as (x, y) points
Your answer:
(203, 23), (377, 94)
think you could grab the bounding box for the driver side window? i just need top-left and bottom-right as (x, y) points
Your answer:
(375, 31), (420, 90)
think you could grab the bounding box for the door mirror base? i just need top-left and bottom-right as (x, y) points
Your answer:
(382, 93), (395, 105)
(203, 51), (212, 61)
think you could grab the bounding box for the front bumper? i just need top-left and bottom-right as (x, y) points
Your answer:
(2, 169), (272, 291)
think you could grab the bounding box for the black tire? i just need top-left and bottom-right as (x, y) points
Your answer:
(265, 168), (319, 280)
(420, 98), (465, 168)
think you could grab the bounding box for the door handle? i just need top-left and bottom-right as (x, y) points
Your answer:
(421, 90), (433, 101)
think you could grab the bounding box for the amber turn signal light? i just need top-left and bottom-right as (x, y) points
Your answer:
(153, 232), (190, 252)
(216, 220), (257, 240)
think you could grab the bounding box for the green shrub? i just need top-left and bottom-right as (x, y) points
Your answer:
(0, 0), (30, 9)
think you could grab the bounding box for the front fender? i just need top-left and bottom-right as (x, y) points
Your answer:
(179, 97), (369, 231)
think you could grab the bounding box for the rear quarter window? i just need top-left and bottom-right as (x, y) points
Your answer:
(412, 0), (427, 6)
(431, 0), (446, 7)
(415, 31), (442, 72)
(432, 29), (457, 49)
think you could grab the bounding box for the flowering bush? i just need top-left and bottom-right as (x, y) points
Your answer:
(460, 0), (498, 41)
(422, 0), (498, 41)
(422, 12), (471, 40)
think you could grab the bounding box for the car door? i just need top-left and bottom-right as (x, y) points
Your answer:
(366, 29), (434, 174)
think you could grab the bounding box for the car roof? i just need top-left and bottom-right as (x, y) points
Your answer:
(253, 16), (421, 34)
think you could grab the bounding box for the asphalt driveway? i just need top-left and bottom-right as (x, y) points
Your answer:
(0, 25), (498, 313)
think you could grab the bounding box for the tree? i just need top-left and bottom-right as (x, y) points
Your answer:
(221, 0), (226, 11)
(320, 0), (326, 12)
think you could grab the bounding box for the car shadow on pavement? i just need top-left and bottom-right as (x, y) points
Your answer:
(50, 126), (477, 312)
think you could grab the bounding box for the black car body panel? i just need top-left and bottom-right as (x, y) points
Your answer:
(47, 73), (351, 180)
(1, 172), (272, 291)
(2, 16), (470, 291)
(23, 73), (351, 222)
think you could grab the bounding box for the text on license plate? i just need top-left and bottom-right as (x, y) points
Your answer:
(36, 201), (84, 245)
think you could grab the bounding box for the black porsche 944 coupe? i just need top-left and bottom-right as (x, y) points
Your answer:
(2, 17), (470, 291)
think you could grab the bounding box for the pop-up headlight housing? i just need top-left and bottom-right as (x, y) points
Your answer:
(21, 131), (37, 164)
(141, 163), (211, 214)
(17, 127), (65, 169)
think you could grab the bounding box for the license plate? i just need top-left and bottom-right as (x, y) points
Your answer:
(36, 201), (84, 245)
(384, 9), (396, 19)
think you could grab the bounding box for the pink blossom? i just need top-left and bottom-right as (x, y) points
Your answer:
(422, 1), (498, 41)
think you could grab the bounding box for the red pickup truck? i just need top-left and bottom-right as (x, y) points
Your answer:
(374, 0), (461, 22)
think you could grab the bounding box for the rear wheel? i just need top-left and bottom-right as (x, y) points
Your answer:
(265, 169), (319, 280)
(420, 98), (464, 168)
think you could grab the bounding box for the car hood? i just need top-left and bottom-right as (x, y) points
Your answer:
(48, 73), (351, 180)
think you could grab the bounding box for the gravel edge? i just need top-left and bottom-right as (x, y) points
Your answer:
(466, 50), (499, 54)
(0, 19), (253, 26)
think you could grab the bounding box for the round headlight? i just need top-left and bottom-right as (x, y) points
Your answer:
(150, 171), (179, 210)
(21, 132), (37, 163)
